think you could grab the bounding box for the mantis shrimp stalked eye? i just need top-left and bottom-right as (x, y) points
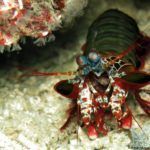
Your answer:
(76, 55), (88, 66)
(88, 51), (100, 63)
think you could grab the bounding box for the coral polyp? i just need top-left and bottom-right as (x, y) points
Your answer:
(0, 0), (88, 52)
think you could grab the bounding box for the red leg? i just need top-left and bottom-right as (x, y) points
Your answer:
(118, 105), (132, 129)
(78, 81), (98, 139)
(94, 109), (108, 135)
(109, 84), (127, 120)
(86, 124), (98, 140)
(135, 91), (150, 115)
(60, 102), (77, 131)
(109, 84), (133, 129)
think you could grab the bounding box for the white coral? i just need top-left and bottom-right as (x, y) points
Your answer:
(0, 0), (88, 52)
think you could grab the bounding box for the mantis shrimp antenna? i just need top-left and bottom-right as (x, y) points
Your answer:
(125, 103), (149, 139)
(131, 113), (149, 139)
(108, 34), (150, 67)
(20, 70), (77, 78)
(108, 42), (138, 66)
